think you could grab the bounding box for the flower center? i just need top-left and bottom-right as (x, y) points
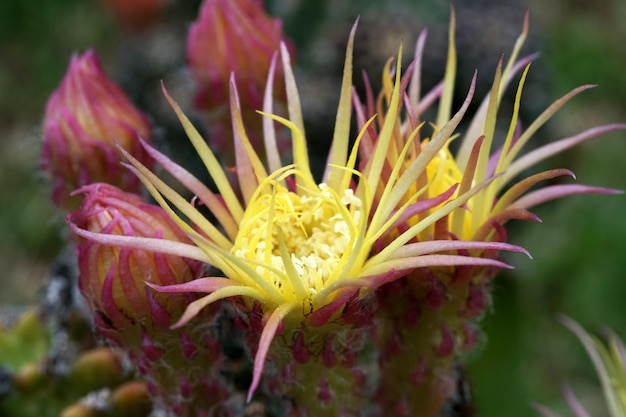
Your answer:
(232, 181), (362, 303)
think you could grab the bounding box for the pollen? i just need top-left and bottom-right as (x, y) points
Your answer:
(232, 180), (362, 303)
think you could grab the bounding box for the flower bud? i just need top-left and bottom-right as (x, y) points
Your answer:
(187, 0), (293, 157)
(42, 50), (152, 208)
(67, 183), (202, 347)
(69, 183), (234, 416)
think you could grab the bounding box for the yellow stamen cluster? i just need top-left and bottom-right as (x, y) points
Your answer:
(232, 174), (362, 303)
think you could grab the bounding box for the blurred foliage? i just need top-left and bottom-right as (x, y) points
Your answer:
(0, 308), (148, 417)
(0, 0), (120, 304)
(0, 0), (624, 416)
(0, 309), (49, 370)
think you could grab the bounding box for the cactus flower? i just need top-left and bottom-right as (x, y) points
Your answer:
(42, 50), (152, 208)
(187, 0), (293, 159)
(353, 11), (624, 415)
(71, 21), (529, 415)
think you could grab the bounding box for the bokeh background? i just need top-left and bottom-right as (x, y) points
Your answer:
(0, 0), (624, 416)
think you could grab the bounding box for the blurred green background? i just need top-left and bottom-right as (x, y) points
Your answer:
(0, 0), (624, 416)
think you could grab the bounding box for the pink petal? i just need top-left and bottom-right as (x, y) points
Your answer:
(391, 240), (530, 259)
(248, 303), (295, 402)
(494, 168), (575, 213)
(365, 254), (513, 288)
(68, 220), (208, 263)
(230, 75), (259, 204)
(511, 184), (622, 210)
(146, 277), (237, 294)
(262, 53), (282, 174)
(137, 138), (239, 239)
(390, 184), (459, 230)
(505, 124), (626, 185)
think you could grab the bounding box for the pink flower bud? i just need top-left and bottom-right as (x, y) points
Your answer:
(188, 0), (290, 110)
(187, 0), (293, 156)
(68, 183), (202, 347)
(42, 50), (152, 208)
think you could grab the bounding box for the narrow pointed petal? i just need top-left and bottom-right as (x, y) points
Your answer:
(493, 168), (575, 213)
(390, 240), (530, 259)
(436, 6), (456, 128)
(510, 184), (622, 211)
(408, 29), (428, 110)
(373, 72), (477, 231)
(473, 56), (503, 186)
(366, 46), (405, 196)
(146, 277), (237, 294)
(494, 64), (532, 175)
(503, 85), (597, 166)
(281, 42), (309, 179)
(161, 83), (244, 221)
(363, 254), (513, 286)
(138, 138), (239, 240)
(457, 11), (531, 169)
(457, 53), (537, 169)
(230, 77), (266, 202)
(248, 303), (296, 402)
(383, 184), (458, 237)
(327, 19), (358, 190)
(173, 285), (266, 329)
(68, 221), (209, 263)
(503, 124), (626, 185)
(262, 54), (283, 174)
(120, 154), (233, 250)
(374, 167), (492, 265)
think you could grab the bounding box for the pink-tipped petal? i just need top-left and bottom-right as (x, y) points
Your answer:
(505, 123), (626, 184)
(388, 184), (459, 231)
(171, 284), (265, 329)
(391, 240), (530, 259)
(365, 254), (513, 287)
(247, 303), (295, 402)
(146, 277), (237, 294)
(68, 221), (209, 263)
(230, 75), (264, 203)
(137, 137), (239, 239)
(494, 168), (575, 213)
(511, 184), (622, 210)
(262, 53), (282, 174)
